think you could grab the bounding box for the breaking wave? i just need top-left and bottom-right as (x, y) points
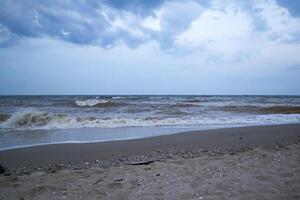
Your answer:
(1, 108), (71, 129)
(74, 99), (126, 107)
(75, 99), (109, 107)
(1, 108), (300, 131)
(112, 96), (124, 99)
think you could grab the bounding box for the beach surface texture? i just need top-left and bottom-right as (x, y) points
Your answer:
(0, 124), (300, 199)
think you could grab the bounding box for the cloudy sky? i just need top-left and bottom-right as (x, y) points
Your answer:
(0, 0), (300, 95)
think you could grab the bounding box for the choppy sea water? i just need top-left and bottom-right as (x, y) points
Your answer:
(0, 95), (300, 150)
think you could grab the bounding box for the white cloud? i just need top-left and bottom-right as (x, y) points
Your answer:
(174, 0), (300, 67)
(256, 0), (300, 40)
(177, 9), (252, 45)
(142, 14), (161, 31)
(176, 7), (253, 60)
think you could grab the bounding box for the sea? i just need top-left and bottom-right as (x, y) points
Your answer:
(0, 95), (300, 150)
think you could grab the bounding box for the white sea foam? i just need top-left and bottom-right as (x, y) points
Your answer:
(1, 108), (300, 131)
(75, 99), (109, 107)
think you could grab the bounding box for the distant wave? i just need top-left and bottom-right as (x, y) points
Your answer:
(167, 102), (200, 108)
(112, 96), (124, 99)
(259, 106), (300, 114)
(155, 108), (190, 116)
(182, 99), (203, 103)
(220, 105), (300, 114)
(74, 99), (127, 107)
(75, 99), (109, 107)
(219, 106), (262, 113)
(1, 108), (300, 131)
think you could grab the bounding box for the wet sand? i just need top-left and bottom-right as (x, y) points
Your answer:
(0, 124), (300, 169)
(0, 124), (300, 199)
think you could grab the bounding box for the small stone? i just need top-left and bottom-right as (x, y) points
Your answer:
(0, 163), (6, 174)
(4, 172), (12, 176)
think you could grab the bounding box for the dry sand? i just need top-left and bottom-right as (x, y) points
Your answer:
(0, 124), (300, 199)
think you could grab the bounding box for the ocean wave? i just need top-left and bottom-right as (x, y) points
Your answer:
(219, 106), (261, 113)
(181, 99), (203, 103)
(112, 96), (124, 99)
(219, 105), (300, 114)
(75, 99), (109, 107)
(156, 109), (190, 116)
(0, 113), (10, 122)
(259, 106), (300, 114)
(1, 108), (70, 128)
(1, 108), (300, 131)
(74, 99), (127, 107)
(168, 102), (200, 108)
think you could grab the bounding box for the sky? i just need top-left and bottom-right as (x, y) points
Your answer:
(0, 0), (300, 95)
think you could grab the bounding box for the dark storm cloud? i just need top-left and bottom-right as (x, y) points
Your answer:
(0, 1), (103, 44)
(102, 0), (165, 16)
(1, 0), (299, 49)
(0, 0), (167, 47)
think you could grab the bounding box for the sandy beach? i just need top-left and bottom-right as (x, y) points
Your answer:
(0, 124), (300, 199)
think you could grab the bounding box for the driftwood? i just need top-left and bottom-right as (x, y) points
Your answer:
(129, 160), (154, 165)
(93, 178), (103, 185)
(113, 178), (124, 182)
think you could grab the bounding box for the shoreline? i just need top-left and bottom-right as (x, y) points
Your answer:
(0, 124), (299, 172)
(1, 124), (300, 199)
(0, 124), (277, 151)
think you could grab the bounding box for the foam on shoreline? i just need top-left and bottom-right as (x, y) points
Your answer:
(1, 107), (300, 130)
